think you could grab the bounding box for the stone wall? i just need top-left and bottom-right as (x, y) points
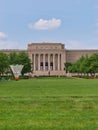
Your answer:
(66, 50), (98, 63)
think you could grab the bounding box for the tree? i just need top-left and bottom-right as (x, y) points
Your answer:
(17, 52), (31, 75)
(78, 56), (89, 74)
(8, 52), (19, 65)
(87, 54), (98, 75)
(68, 62), (79, 73)
(0, 52), (9, 75)
(9, 52), (31, 75)
(64, 62), (72, 73)
(68, 53), (98, 77)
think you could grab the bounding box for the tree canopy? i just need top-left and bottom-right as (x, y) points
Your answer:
(0, 52), (31, 76)
(0, 52), (9, 75)
(9, 52), (31, 75)
(65, 53), (98, 76)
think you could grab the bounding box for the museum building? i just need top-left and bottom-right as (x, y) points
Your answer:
(1, 43), (98, 76)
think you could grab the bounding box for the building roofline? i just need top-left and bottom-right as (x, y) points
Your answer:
(28, 42), (64, 45)
(66, 49), (98, 51)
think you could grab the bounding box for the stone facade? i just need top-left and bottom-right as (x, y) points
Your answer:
(28, 43), (65, 76)
(66, 50), (98, 63)
(1, 42), (98, 76)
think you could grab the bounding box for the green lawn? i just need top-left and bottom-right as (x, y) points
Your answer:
(0, 78), (98, 130)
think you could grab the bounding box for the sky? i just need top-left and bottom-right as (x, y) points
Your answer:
(0, 0), (98, 50)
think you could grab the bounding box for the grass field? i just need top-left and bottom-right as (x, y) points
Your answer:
(0, 77), (98, 130)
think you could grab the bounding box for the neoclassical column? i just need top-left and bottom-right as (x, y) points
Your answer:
(43, 54), (45, 71)
(34, 54), (35, 71)
(53, 54), (55, 71)
(48, 54), (50, 71)
(60, 54), (61, 70)
(58, 54), (60, 71)
(38, 54), (40, 71)
(30, 54), (32, 63)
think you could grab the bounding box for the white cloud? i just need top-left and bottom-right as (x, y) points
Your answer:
(28, 18), (61, 30)
(0, 32), (8, 40)
(0, 41), (21, 49)
(0, 32), (17, 49)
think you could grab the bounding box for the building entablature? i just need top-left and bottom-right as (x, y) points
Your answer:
(27, 43), (65, 50)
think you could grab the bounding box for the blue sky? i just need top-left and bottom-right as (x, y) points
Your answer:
(0, 0), (98, 49)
